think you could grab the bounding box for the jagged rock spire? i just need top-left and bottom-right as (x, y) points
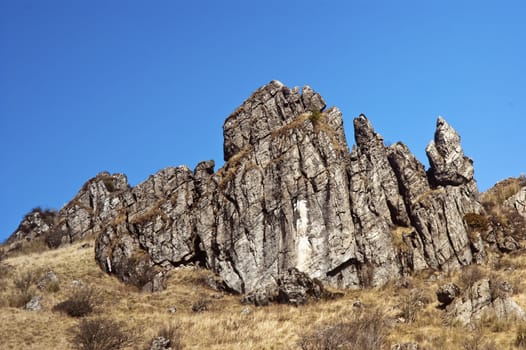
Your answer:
(426, 116), (475, 187)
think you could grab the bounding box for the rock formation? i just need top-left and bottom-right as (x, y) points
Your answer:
(7, 81), (489, 300)
(437, 278), (526, 326)
(6, 172), (130, 252)
(505, 185), (526, 219)
(6, 208), (59, 250)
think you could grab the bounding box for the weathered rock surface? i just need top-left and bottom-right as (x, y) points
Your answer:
(436, 283), (461, 306)
(25, 295), (42, 311)
(426, 117), (475, 187)
(442, 278), (526, 325)
(277, 268), (337, 306)
(505, 186), (526, 219)
(6, 208), (59, 251)
(7, 81), (492, 301)
(148, 336), (173, 350)
(59, 172), (130, 243)
(6, 172), (129, 253)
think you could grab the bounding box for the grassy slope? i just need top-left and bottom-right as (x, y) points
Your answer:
(2, 240), (526, 349)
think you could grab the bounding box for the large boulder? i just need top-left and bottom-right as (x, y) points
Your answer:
(442, 278), (526, 326)
(277, 268), (336, 305)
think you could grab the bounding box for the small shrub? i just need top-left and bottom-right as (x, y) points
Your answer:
(9, 269), (40, 307)
(299, 309), (387, 350)
(359, 262), (375, 288)
(462, 327), (498, 350)
(8, 290), (34, 308)
(309, 110), (322, 125)
(148, 324), (183, 350)
(457, 265), (485, 291)
(516, 323), (526, 348)
(191, 297), (210, 313)
(0, 263), (12, 291)
(103, 178), (115, 192)
(462, 331), (483, 350)
(45, 228), (66, 249)
(464, 213), (489, 232)
(114, 255), (159, 290)
(54, 286), (100, 317)
(14, 269), (40, 294)
(72, 317), (134, 350)
(45, 280), (61, 293)
(399, 289), (430, 323)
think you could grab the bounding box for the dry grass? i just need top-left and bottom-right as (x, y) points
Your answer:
(391, 226), (414, 252)
(2, 241), (526, 349)
(481, 176), (526, 213)
(216, 144), (253, 189)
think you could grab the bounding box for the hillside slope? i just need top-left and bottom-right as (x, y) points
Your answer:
(2, 229), (526, 349)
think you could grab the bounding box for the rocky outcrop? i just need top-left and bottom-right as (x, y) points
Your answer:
(276, 268), (338, 306)
(438, 278), (526, 326)
(59, 172), (130, 243)
(505, 185), (526, 219)
(387, 118), (486, 271)
(5, 172), (130, 253)
(25, 296), (42, 311)
(148, 337), (173, 350)
(426, 117), (475, 188)
(6, 208), (59, 252)
(8, 81), (490, 301)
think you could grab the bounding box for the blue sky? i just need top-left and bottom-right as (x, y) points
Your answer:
(1, 1), (525, 242)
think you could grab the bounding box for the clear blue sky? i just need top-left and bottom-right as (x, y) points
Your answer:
(1, 1), (525, 242)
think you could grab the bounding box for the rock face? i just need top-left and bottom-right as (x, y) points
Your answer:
(439, 278), (526, 326)
(505, 185), (526, 219)
(5, 208), (59, 251)
(426, 117), (475, 187)
(6, 172), (130, 252)
(7, 81), (489, 300)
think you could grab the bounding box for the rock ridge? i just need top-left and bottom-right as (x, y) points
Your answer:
(7, 81), (491, 298)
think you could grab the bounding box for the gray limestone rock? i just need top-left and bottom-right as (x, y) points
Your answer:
(9, 81), (494, 301)
(25, 296), (42, 311)
(445, 278), (526, 326)
(6, 208), (59, 252)
(6, 172), (130, 253)
(276, 268), (335, 305)
(149, 336), (172, 350)
(426, 117), (475, 187)
(90, 83), (487, 296)
(60, 172), (130, 243)
(505, 186), (526, 218)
